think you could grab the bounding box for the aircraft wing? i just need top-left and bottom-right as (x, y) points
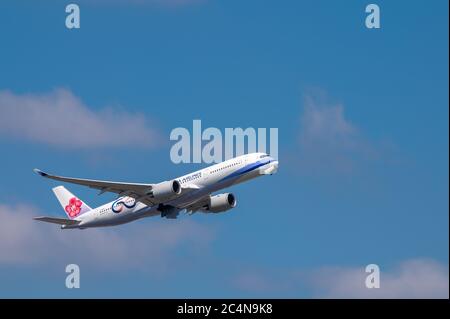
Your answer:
(184, 195), (210, 214)
(33, 168), (199, 207)
(33, 216), (80, 225)
(33, 168), (159, 204)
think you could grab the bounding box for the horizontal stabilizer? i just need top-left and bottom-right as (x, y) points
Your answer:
(33, 216), (80, 226)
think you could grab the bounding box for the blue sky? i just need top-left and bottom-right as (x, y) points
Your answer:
(0, 0), (448, 298)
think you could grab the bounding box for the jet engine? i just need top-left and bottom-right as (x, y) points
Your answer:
(205, 193), (237, 213)
(150, 180), (182, 200)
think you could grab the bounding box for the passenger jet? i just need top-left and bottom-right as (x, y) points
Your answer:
(33, 153), (278, 229)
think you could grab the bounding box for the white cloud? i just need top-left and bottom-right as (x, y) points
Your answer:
(293, 91), (379, 175)
(232, 259), (449, 298)
(307, 259), (449, 298)
(0, 88), (163, 149)
(0, 203), (214, 274)
(300, 95), (357, 148)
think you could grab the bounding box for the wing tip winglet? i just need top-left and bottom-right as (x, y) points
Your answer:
(33, 168), (48, 177)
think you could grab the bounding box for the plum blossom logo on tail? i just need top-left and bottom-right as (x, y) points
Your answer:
(65, 197), (82, 218)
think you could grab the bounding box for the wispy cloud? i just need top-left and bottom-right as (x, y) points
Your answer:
(306, 259), (449, 298)
(0, 88), (163, 149)
(0, 203), (214, 274)
(231, 259), (449, 298)
(289, 90), (382, 176)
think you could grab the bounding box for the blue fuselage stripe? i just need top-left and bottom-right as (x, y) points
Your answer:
(219, 160), (271, 183)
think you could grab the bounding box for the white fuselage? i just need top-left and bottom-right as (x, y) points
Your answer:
(68, 153), (278, 228)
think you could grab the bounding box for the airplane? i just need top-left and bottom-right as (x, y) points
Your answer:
(33, 152), (278, 229)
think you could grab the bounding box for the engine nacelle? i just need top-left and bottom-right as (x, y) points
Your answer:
(151, 180), (181, 200)
(206, 193), (237, 213)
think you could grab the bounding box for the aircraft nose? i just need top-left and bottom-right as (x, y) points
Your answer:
(268, 155), (277, 164)
(269, 159), (279, 174)
(272, 160), (279, 170)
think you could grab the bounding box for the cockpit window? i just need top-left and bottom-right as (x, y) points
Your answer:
(259, 154), (269, 158)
